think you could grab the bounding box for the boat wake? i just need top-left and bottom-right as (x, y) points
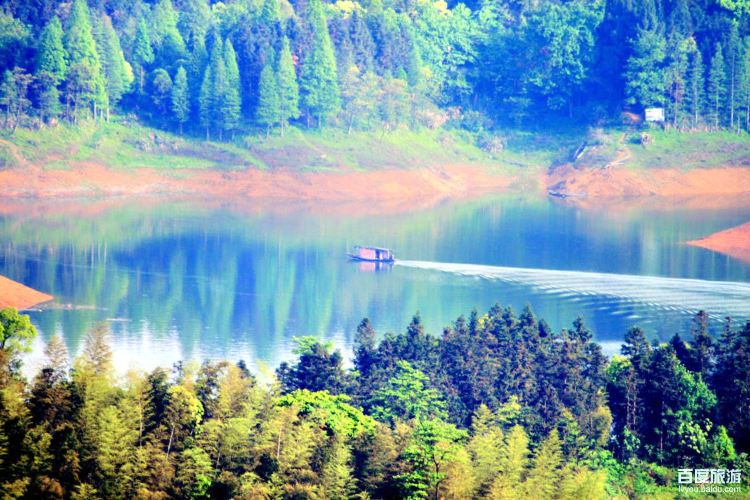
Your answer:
(396, 260), (750, 320)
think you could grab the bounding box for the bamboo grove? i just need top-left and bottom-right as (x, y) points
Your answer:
(0, 305), (749, 498)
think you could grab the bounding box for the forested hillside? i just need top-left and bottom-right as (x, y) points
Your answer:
(1, 0), (750, 139)
(0, 306), (748, 498)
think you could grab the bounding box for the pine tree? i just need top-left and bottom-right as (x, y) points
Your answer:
(95, 14), (131, 121)
(43, 335), (69, 381)
(37, 16), (67, 82)
(624, 28), (666, 108)
(687, 45), (705, 128)
(277, 37), (300, 136)
(299, 0), (340, 128)
(187, 37), (208, 123)
(81, 323), (113, 378)
(151, 0), (187, 65)
(260, 0), (281, 24)
(132, 20), (155, 94)
(256, 62), (280, 136)
(199, 38), (224, 140)
(741, 37), (750, 131)
(664, 36), (690, 127)
(350, 11), (375, 72)
(65, 0), (100, 71)
(177, 0), (211, 51)
(405, 31), (423, 89)
(727, 21), (741, 129)
(707, 42), (727, 129)
(64, 0), (104, 120)
(151, 68), (173, 116)
(221, 39), (241, 138)
(37, 16), (68, 123)
(172, 66), (189, 133)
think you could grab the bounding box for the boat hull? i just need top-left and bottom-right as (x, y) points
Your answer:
(347, 254), (395, 263)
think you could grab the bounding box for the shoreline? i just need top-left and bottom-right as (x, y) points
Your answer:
(0, 275), (53, 310)
(0, 162), (514, 203)
(4, 160), (750, 205)
(687, 222), (750, 264)
(546, 165), (750, 200)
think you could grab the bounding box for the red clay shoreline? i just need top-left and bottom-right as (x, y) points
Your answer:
(0, 162), (514, 202)
(688, 222), (750, 264)
(0, 275), (53, 311)
(2, 159), (750, 264)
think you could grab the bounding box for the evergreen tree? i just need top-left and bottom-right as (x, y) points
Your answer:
(664, 36), (690, 127)
(256, 62), (280, 136)
(177, 0), (211, 51)
(64, 0), (100, 72)
(132, 20), (155, 94)
(277, 37), (300, 136)
(37, 16), (67, 82)
(151, 68), (173, 117)
(199, 38), (224, 140)
(171, 66), (189, 133)
(36, 17), (67, 123)
(221, 40), (241, 138)
(687, 45), (705, 128)
(64, 0), (104, 120)
(299, 0), (340, 127)
(625, 28), (666, 108)
(151, 0), (187, 67)
(43, 335), (69, 381)
(187, 36), (207, 123)
(95, 14), (131, 121)
(350, 11), (375, 72)
(727, 21), (741, 129)
(707, 42), (727, 129)
(741, 37), (750, 131)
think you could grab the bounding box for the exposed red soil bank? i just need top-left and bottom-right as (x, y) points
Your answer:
(0, 163), (513, 202)
(547, 165), (750, 199)
(0, 275), (53, 310)
(688, 222), (750, 264)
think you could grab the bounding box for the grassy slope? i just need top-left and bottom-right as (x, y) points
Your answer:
(0, 118), (520, 175)
(571, 126), (750, 171)
(2, 119), (749, 181)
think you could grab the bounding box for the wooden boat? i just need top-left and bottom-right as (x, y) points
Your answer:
(347, 246), (395, 263)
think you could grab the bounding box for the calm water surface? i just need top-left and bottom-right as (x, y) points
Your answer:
(2, 195), (749, 373)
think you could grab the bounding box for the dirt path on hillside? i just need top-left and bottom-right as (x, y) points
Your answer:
(0, 275), (53, 310)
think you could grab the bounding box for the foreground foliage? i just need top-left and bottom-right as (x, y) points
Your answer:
(0, 305), (749, 498)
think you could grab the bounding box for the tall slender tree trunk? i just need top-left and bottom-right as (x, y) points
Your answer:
(167, 425), (175, 458)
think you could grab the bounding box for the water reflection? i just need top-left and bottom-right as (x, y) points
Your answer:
(1, 195), (749, 373)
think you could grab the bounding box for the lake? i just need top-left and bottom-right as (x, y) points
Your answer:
(2, 195), (750, 374)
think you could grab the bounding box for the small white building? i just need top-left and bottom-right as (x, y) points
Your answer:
(644, 107), (665, 123)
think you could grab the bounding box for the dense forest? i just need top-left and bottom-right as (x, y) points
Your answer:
(1, 0), (750, 139)
(0, 305), (748, 498)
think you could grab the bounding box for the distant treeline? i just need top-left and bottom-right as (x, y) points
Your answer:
(1, 0), (750, 138)
(1, 305), (749, 498)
